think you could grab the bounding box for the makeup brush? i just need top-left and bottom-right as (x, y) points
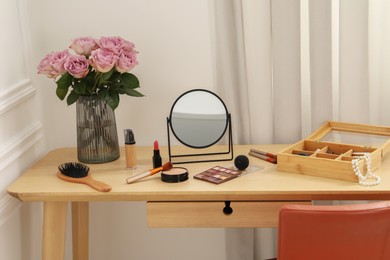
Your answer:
(126, 162), (173, 184)
(57, 162), (112, 192)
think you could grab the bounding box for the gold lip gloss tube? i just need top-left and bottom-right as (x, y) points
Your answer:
(124, 129), (136, 168)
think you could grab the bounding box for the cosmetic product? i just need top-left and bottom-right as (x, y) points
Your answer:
(249, 148), (277, 158)
(124, 129), (137, 168)
(234, 155), (249, 170)
(126, 162), (173, 184)
(248, 151), (277, 164)
(194, 166), (241, 184)
(153, 140), (162, 168)
(161, 167), (189, 183)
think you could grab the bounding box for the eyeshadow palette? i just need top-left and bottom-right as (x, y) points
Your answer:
(193, 166), (241, 184)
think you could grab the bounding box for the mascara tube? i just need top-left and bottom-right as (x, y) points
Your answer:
(124, 129), (136, 168)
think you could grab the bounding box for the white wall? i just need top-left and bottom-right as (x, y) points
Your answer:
(0, 0), (46, 260)
(28, 0), (217, 147)
(0, 0), (227, 260)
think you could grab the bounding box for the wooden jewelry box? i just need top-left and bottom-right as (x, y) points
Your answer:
(277, 121), (390, 182)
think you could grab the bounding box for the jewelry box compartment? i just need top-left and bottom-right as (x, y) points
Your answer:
(277, 121), (390, 182)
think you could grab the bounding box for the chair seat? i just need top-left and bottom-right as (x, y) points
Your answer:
(277, 201), (390, 260)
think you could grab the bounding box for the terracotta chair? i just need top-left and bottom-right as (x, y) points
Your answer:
(274, 201), (390, 260)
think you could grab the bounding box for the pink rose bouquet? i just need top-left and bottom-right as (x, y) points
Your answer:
(37, 36), (143, 110)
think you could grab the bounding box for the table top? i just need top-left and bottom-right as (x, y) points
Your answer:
(7, 144), (390, 202)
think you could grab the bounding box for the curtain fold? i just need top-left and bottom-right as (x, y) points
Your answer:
(240, 0), (274, 144)
(215, 0), (390, 259)
(339, 0), (370, 122)
(368, 0), (390, 126)
(213, 0), (250, 145)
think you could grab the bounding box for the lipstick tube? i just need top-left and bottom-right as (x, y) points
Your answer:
(124, 129), (136, 168)
(153, 140), (162, 168)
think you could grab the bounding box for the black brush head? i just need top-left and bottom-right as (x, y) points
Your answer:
(58, 162), (89, 178)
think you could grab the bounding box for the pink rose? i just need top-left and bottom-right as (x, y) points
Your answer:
(122, 39), (135, 51)
(49, 50), (70, 75)
(90, 48), (119, 73)
(98, 36), (125, 54)
(69, 37), (98, 56)
(37, 51), (69, 78)
(64, 55), (90, 78)
(37, 53), (57, 78)
(116, 50), (138, 73)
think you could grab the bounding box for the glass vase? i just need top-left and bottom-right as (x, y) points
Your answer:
(76, 95), (120, 163)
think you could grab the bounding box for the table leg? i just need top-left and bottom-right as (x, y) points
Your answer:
(72, 202), (89, 260)
(42, 201), (68, 260)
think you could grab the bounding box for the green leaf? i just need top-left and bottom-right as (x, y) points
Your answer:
(110, 70), (121, 81)
(56, 72), (73, 87)
(66, 91), (80, 106)
(100, 69), (114, 83)
(117, 87), (126, 95)
(56, 86), (69, 100)
(85, 83), (96, 95)
(97, 88), (109, 99)
(73, 80), (87, 95)
(120, 73), (140, 89)
(84, 69), (96, 84)
(55, 73), (73, 100)
(124, 88), (144, 97)
(106, 92), (120, 110)
(110, 73), (121, 89)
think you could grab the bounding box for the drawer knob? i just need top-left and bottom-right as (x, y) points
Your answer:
(223, 201), (233, 215)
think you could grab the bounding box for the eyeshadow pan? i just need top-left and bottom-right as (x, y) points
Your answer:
(193, 166), (242, 184)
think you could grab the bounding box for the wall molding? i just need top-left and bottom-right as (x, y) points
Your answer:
(0, 193), (22, 227)
(0, 121), (43, 226)
(0, 0), (43, 229)
(0, 79), (36, 115)
(0, 121), (43, 173)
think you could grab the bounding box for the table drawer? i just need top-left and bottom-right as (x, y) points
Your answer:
(147, 201), (311, 228)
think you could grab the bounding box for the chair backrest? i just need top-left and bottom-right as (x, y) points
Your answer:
(277, 201), (390, 260)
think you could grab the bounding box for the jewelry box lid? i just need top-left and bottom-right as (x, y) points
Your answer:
(305, 121), (390, 157)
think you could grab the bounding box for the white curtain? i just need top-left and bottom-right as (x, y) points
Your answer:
(213, 0), (390, 259)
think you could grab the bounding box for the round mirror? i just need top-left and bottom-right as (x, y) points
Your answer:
(169, 89), (229, 148)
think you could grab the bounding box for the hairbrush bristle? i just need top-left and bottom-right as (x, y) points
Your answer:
(162, 162), (173, 171)
(58, 162), (89, 178)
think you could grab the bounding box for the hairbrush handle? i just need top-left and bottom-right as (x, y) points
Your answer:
(84, 179), (112, 192)
(57, 171), (112, 192)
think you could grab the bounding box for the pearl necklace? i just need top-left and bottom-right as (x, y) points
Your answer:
(351, 153), (381, 186)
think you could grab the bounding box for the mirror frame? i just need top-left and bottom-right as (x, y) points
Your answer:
(166, 89), (233, 164)
(169, 89), (229, 148)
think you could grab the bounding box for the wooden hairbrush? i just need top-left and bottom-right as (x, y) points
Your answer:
(57, 162), (112, 192)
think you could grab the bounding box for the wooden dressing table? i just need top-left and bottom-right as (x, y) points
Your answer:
(7, 145), (390, 260)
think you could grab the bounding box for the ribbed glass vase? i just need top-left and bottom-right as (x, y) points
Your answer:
(76, 95), (120, 163)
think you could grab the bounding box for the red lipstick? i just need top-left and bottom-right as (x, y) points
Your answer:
(153, 140), (162, 168)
